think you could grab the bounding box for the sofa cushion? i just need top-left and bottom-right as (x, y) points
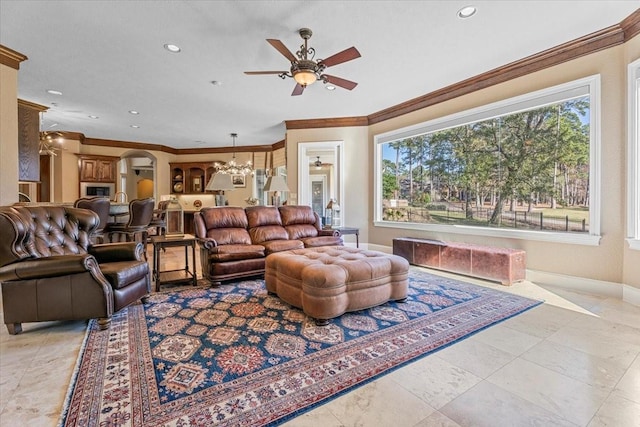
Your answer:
(199, 207), (252, 245)
(261, 239), (304, 255)
(300, 235), (343, 247)
(285, 224), (319, 240)
(246, 206), (282, 227)
(246, 206), (290, 244)
(208, 244), (265, 262)
(99, 260), (149, 290)
(279, 205), (318, 227)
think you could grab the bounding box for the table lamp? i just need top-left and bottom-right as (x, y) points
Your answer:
(206, 173), (235, 206)
(263, 175), (290, 207)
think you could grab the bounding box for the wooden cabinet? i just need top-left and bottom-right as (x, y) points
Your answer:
(170, 162), (217, 194)
(79, 155), (118, 182)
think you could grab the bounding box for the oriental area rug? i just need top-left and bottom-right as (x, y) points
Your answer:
(59, 269), (541, 426)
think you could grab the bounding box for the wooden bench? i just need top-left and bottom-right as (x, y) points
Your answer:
(392, 237), (526, 285)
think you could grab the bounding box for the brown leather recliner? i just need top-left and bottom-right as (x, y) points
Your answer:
(0, 205), (150, 334)
(194, 207), (266, 284)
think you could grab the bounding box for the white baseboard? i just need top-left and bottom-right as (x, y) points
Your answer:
(623, 284), (640, 306)
(364, 243), (392, 253)
(526, 269), (622, 298)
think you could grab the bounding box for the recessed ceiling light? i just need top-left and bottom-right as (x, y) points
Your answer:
(128, 110), (139, 115)
(164, 44), (181, 53)
(211, 80), (223, 86)
(326, 85), (336, 91)
(46, 89), (62, 95)
(88, 115), (99, 119)
(457, 6), (477, 19)
(130, 125), (140, 128)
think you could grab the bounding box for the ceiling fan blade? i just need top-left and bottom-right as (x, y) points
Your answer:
(323, 75), (358, 90)
(244, 71), (288, 75)
(291, 83), (305, 96)
(267, 39), (297, 62)
(320, 46), (361, 67)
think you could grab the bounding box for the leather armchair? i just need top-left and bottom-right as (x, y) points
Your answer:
(0, 205), (150, 334)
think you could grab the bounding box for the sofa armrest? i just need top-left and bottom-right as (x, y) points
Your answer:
(0, 254), (97, 282)
(319, 229), (341, 237)
(89, 242), (144, 262)
(197, 237), (219, 251)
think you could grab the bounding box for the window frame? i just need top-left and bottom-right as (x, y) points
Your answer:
(627, 59), (640, 250)
(373, 75), (601, 246)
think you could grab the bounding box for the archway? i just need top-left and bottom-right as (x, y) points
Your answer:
(119, 150), (158, 202)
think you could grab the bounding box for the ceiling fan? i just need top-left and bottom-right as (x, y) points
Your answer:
(245, 28), (361, 96)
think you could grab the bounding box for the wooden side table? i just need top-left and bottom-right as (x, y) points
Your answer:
(151, 234), (197, 292)
(332, 227), (360, 247)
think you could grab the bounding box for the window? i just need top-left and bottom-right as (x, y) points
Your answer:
(628, 59), (640, 250)
(374, 76), (601, 245)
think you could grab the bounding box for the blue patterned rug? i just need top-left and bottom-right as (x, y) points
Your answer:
(60, 268), (541, 426)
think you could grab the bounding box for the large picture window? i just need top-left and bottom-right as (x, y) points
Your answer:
(374, 76), (601, 245)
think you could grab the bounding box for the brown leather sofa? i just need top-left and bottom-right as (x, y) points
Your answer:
(194, 205), (342, 284)
(0, 205), (150, 334)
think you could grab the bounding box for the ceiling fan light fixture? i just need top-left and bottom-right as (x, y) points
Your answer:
(293, 69), (317, 86)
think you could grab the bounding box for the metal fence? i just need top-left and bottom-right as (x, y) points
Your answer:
(382, 206), (588, 233)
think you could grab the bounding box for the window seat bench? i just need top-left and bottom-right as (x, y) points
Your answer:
(392, 237), (526, 285)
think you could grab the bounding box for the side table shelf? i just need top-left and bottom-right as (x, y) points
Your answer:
(151, 234), (198, 292)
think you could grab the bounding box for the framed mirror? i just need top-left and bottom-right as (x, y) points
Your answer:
(298, 141), (344, 228)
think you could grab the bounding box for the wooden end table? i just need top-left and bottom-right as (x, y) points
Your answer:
(331, 227), (360, 247)
(151, 234), (197, 292)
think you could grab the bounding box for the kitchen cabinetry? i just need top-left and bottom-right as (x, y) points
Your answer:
(170, 162), (217, 194)
(79, 155), (118, 182)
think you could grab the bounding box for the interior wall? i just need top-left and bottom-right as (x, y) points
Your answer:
(0, 62), (19, 205)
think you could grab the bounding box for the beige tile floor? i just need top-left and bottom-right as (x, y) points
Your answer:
(1, 246), (639, 426)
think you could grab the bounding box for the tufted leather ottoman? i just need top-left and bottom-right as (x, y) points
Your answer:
(265, 247), (409, 325)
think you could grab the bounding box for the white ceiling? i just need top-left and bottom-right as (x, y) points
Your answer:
(1, 1), (637, 149)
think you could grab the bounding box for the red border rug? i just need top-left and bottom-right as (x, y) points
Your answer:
(59, 269), (541, 426)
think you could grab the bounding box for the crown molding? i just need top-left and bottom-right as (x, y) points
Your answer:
(82, 137), (281, 155)
(621, 8), (640, 39)
(0, 44), (28, 70)
(285, 116), (369, 130)
(17, 99), (48, 112)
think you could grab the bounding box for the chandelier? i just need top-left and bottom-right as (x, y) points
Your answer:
(213, 133), (254, 175)
(39, 112), (64, 156)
